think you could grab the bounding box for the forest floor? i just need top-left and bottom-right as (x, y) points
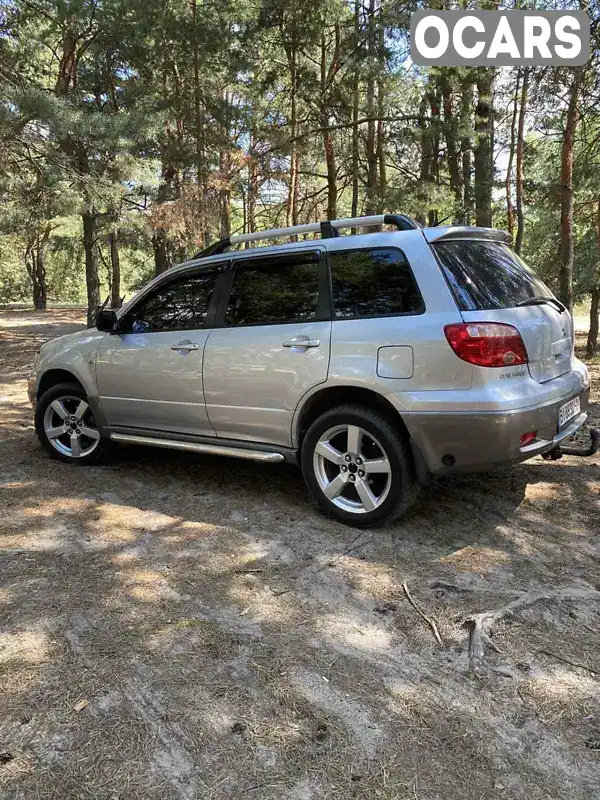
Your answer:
(1, 309), (600, 800)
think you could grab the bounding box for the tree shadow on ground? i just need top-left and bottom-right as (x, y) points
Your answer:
(2, 311), (600, 799)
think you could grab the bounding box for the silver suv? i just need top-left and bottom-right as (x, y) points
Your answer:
(29, 214), (592, 527)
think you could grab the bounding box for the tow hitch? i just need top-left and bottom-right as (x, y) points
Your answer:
(542, 428), (600, 461)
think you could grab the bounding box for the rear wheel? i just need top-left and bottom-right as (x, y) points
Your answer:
(301, 404), (418, 527)
(35, 383), (107, 464)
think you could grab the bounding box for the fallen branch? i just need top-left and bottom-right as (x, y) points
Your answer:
(465, 587), (600, 673)
(539, 649), (600, 677)
(402, 581), (443, 647)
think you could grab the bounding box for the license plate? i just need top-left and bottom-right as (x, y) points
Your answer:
(558, 396), (581, 428)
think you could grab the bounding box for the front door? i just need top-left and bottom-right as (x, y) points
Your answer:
(95, 269), (218, 435)
(202, 250), (331, 446)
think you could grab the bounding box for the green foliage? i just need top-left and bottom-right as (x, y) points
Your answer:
(0, 0), (599, 318)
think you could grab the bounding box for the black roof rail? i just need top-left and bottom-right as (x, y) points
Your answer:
(192, 236), (231, 260)
(192, 213), (421, 259)
(383, 214), (421, 231)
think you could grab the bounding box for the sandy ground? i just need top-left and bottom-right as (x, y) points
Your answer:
(1, 309), (600, 800)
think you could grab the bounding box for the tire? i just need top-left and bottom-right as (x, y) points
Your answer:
(301, 404), (419, 528)
(35, 382), (108, 465)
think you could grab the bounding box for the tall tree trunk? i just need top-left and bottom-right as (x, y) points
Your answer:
(586, 200), (600, 357)
(109, 230), (121, 308)
(364, 0), (377, 215)
(351, 0), (361, 222)
(191, 0), (205, 247)
(474, 68), (494, 228)
(505, 69), (521, 242)
(515, 68), (529, 255)
(417, 88), (434, 227)
(285, 38), (299, 227)
(440, 70), (462, 219)
(559, 73), (580, 312)
(247, 131), (257, 239)
(321, 33), (338, 220)
(152, 230), (170, 276)
(460, 75), (474, 225)
(376, 15), (386, 213)
(55, 30), (77, 95)
(219, 89), (232, 238)
(82, 211), (100, 328)
(428, 89), (441, 226)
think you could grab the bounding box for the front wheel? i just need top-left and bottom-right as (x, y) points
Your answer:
(35, 382), (107, 465)
(301, 404), (419, 528)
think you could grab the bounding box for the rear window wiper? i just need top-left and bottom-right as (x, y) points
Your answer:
(517, 296), (566, 313)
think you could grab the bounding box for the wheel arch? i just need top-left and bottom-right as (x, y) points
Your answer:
(294, 384), (430, 485)
(37, 368), (85, 399)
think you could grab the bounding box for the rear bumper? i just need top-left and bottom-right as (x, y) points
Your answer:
(403, 386), (590, 476)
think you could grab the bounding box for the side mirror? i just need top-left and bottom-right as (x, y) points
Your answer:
(96, 309), (118, 333)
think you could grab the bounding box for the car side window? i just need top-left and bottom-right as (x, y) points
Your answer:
(122, 272), (217, 333)
(224, 259), (320, 326)
(329, 248), (423, 319)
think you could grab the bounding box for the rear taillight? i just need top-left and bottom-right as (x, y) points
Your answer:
(444, 322), (528, 368)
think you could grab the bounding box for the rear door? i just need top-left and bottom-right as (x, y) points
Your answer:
(202, 249), (330, 446)
(432, 238), (573, 384)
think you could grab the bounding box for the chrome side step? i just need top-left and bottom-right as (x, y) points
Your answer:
(109, 432), (285, 462)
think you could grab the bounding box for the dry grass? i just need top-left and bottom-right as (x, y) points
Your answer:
(1, 309), (600, 800)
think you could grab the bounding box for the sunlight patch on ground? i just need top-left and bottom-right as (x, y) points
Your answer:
(438, 545), (510, 573)
(0, 625), (51, 665)
(316, 613), (392, 653)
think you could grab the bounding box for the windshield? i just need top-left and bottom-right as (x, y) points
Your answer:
(433, 240), (554, 312)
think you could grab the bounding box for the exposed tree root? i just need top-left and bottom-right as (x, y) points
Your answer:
(402, 581), (443, 647)
(465, 587), (600, 673)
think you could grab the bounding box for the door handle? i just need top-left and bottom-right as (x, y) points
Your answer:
(171, 341), (200, 351)
(282, 336), (320, 349)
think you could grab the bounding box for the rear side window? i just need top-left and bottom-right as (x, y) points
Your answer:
(329, 248), (423, 319)
(433, 240), (553, 311)
(225, 259), (320, 326)
(123, 271), (217, 333)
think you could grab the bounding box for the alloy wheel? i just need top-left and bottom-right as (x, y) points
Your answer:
(313, 424), (392, 514)
(43, 395), (101, 459)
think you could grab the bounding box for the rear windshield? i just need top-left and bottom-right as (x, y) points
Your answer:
(433, 240), (553, 311)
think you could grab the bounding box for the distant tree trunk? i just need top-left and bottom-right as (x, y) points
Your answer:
(28, 226), (50, 311)
(109, 230), (121, 308)
(515, 68), (529, 255)
(460, 75), (473, 224)
(152, 229), (170, 276)
(474, 68), (494, 228)
(440, 70), (462, 218)
(588, 289), (600, 357)
(82, 211), (100, 328)
(559, 74), (580, 312)
(587, 200), (600, 357)
(321, 32), (338, 220)
(505, 69), (521, 242)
